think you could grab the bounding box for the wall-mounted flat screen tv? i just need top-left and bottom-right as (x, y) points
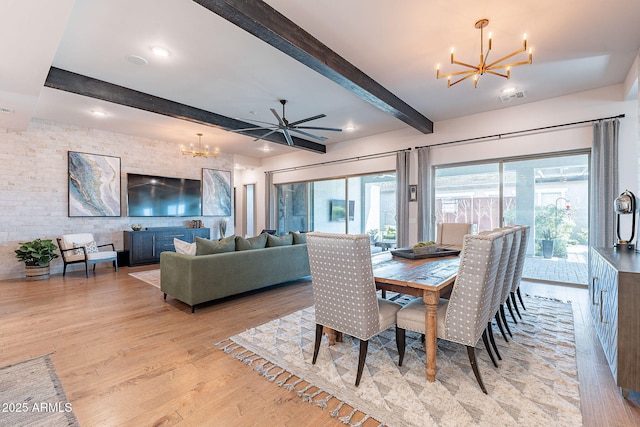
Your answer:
(127, 173), (201, 217)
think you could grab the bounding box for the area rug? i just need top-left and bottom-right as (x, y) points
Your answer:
(129, 269), (160, 289)
(216, 296), (582, 426)
(0, 355), (79, 427)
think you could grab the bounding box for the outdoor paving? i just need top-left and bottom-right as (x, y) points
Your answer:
(522, 244), (588, 285)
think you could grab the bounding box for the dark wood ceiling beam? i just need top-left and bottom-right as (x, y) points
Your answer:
(44, 67), (326, 154)
(194, 0), (433, 134)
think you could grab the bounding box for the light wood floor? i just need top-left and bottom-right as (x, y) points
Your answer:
(1, 266), (638, 426)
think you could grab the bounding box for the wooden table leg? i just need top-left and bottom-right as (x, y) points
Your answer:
(423, 289), (440, 382)
(322, 327), (343, 346)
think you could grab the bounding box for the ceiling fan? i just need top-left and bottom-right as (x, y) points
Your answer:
(232, 99), (342, 146)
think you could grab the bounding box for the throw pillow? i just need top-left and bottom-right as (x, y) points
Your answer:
(290, 231), (307, 244)
(195, 235), (236, 255)
(174, 238), (196, 256)
(235, 233), (268, 251)
(73, 240), (98, 255)
(266, 233), (293, 247)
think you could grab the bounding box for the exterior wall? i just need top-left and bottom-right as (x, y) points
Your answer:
(236, 84), (638, 246)
(0, 119), (234, 280)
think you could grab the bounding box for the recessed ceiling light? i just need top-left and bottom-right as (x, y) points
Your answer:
(90, 110), (107, 117)
(344, 125), (356, 132)
(151, 46), (170, 57)
(262, 146), (271, 152)
(501, 87), (516, 94)
(126, 54), (148, 65)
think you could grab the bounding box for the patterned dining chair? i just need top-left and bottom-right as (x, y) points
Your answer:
(306, 232), (404, 387)
(396, 231), (503, 394)
(436, 223), (474, 249)
(510, 225), (531, 315)
(496, 227), (521, 327)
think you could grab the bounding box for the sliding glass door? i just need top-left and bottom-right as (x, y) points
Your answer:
(275, 172), (397, 246)
(433, 152), (589, 284)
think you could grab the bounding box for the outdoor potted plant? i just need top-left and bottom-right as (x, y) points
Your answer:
(15, 238), (59, 281)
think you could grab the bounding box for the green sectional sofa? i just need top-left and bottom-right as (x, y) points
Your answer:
(160, 233), (310, 312)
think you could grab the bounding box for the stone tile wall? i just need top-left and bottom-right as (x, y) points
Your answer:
(0, 119), (234, 279)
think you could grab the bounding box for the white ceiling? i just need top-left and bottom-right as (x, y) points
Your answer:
(2, 0), (639, 160)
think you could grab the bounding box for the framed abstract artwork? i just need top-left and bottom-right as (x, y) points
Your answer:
(68, 151), (121, 217)
(202, 168), (231, 216)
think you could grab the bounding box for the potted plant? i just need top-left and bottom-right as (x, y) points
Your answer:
(15, 238), (59, 281)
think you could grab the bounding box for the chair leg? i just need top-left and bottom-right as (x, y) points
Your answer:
(482, 329), (498, 368)
(163, 293), (167, 300)
(62, 263), (67, 277)
(487, 322), (502, 361)
(494, 313), (509, 342)
(506, 298), (518, 324)
(517, 288), (527, 311)
(85, 263), (89, 278)
(500, 305), (513, 337)
(396, 327), (406, 366)
(355, 339), (369, 387)
(312, 324), (323, 364)
(511, 292), (522, 319)
(466, 346), (487, 394)
(114, 258), (118, 272)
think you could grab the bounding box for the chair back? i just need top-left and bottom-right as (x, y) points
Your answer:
(511, 225), (530, 292)
(306, 232), (380, 341)
(58, 233), (96, 261)
(436, 223), (473, 248)
(496, 227), (520, 304)
(442, 232), (503, 346)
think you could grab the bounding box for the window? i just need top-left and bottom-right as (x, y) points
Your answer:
(433, 152), (589, 284)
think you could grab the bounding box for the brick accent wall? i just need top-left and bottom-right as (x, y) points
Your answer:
(0, 119), (234, 280)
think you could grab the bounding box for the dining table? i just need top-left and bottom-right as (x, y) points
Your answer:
(371, 249), (461, 382)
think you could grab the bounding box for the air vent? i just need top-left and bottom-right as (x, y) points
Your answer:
(0, 107), (15, 114)
(499, 90), (526, 103)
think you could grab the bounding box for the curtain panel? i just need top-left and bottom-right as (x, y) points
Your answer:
(590, 118), (619, 248)
(416, 147), (432, 242)
(396, 151), (410, 248)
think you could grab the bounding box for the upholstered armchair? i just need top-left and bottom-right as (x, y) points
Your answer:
(397, 231), (503, 393)
(306, 232), (404, 387)
(436, 223), (474, 249)
(57, 233), (118, 277)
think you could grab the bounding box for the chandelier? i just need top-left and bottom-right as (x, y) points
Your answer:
(436, 19), (532, 88)
(181, 133), (219, 157)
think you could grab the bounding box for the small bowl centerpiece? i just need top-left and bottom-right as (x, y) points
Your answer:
(131, 224), (143, 231)
(412, 240), (438, 255)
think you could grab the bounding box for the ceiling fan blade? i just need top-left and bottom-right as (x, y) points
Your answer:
(289, 128), (327, 141)
(252, 129), (279, 142)
(270, 108), (285, 127)
(282, 128), (294, 146)
(288, 114), (326, 126)
(295, 125), (342, 132)
(234, 117), (280, 126)
(230, 126), (276, 132)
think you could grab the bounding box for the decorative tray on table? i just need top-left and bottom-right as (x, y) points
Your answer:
(390, 247), (461, 260)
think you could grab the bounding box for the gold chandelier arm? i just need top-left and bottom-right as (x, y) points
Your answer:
(487, 57), (533, 71)
(437, 68), (480, 79)
(485, 70), (510, 79)
(485, 40), (528, 69)
(447, 72), (478, 87)
(451, 58), (479, 70)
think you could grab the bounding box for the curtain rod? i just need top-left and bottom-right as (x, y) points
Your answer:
(415, 114), (626, 150)
(266, 148), (411, 174)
